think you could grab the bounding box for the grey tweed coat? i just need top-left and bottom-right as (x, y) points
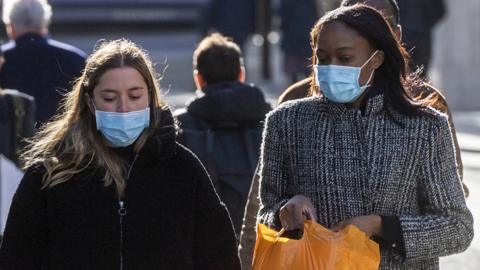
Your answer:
(258, 95), (473, 269)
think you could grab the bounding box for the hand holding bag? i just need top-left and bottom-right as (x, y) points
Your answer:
(252, 220), (380, 270)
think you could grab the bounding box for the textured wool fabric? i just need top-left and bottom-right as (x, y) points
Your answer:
(258, 95), (473, 270)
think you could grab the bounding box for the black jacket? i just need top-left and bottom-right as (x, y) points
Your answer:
(175, 82), (271, 236)
(279, 0), (318, 57)
(205, 0), (255, 47)
(0, 109), (241, 270)
(0, 33), (85, 124)
(397, 0), (446, 35)
(177, 82), (271, 126)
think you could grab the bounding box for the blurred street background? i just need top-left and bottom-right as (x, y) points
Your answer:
(0, 0), (479, 268)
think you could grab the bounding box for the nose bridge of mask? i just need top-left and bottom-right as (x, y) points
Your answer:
(95, 107), (150, 131)
(95, 107), (150, 147)
(316, 50), (378, 81)
(330, 66), (359, 81)
(316, 65), (359, 84)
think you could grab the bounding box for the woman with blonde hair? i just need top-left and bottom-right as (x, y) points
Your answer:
(0, 39), (240, 270)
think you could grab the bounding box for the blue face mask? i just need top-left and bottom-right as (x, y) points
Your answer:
(314, 51), (378, 103)
(95, 107), (150, 147)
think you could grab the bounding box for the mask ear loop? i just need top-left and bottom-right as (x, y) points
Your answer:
(84, 93), (98, 112)
(358, 50), (379, 88)
(85, 94), (102, 131)
(90, 99), (98, 111)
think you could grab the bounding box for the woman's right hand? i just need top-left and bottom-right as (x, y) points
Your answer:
(279, 195), (317, 231)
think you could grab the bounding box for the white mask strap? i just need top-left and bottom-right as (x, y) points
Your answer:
(361, 50), (379, 69)
(359, 50), (379, 88)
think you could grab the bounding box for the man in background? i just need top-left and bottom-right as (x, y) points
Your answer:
(175, 33), (271, 239)
(0, 0), (85, 125)
(397, 0), (446, 78)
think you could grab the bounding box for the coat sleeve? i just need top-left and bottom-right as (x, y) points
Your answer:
(445, 106), (467, 195)
(257, 111), (291, 230)
(399, 115), (474, 261)
(238, 165), (261, 269)
(0, 165), (48, 269)
(191, 155), (241, 270)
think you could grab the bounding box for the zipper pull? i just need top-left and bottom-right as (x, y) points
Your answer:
(118, 200), (127, 216)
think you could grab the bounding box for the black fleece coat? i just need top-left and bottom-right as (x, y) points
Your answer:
(0, 109), (240, 270)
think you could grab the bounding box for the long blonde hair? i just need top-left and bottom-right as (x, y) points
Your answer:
(21, 39), (166, 196)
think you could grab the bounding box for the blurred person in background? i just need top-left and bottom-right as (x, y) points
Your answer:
(0, 90), (35, 167)
(204, 0), (255, 49)
(0, 47), (35, 167)
(0, 0), (85, 125)
(397, 0), (446, 78)
(175, 33), (271, 239)
(258, 4), (472, 269)
(0, 39), (240, 270)
(279, 0), (341, 84)
(0, 47), (35, 245)
(279, 0), (318, 83)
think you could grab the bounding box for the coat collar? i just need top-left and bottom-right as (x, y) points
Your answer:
(139, 108), (177, 161)
(323, 93), (385, 117)
(186, 82), (271, 127)
(15, 33), (48, 45)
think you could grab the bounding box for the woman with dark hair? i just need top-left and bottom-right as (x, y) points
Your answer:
(258, 4), (473, 269)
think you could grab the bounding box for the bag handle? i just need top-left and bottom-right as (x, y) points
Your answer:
(274, 228), (286, 243)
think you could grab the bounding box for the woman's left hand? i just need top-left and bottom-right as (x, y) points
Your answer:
(332, 215), (382, 237)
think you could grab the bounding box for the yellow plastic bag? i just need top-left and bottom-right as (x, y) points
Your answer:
(252, 220), (380, 270)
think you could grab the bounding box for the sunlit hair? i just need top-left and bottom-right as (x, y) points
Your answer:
(21, 39), (166, 196)
(309, 4), (441, 116)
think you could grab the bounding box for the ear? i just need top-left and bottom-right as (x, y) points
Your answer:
(371, 50), (385, 69)
(238, 66), (246, 83)
(193, 69), (207, 90)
